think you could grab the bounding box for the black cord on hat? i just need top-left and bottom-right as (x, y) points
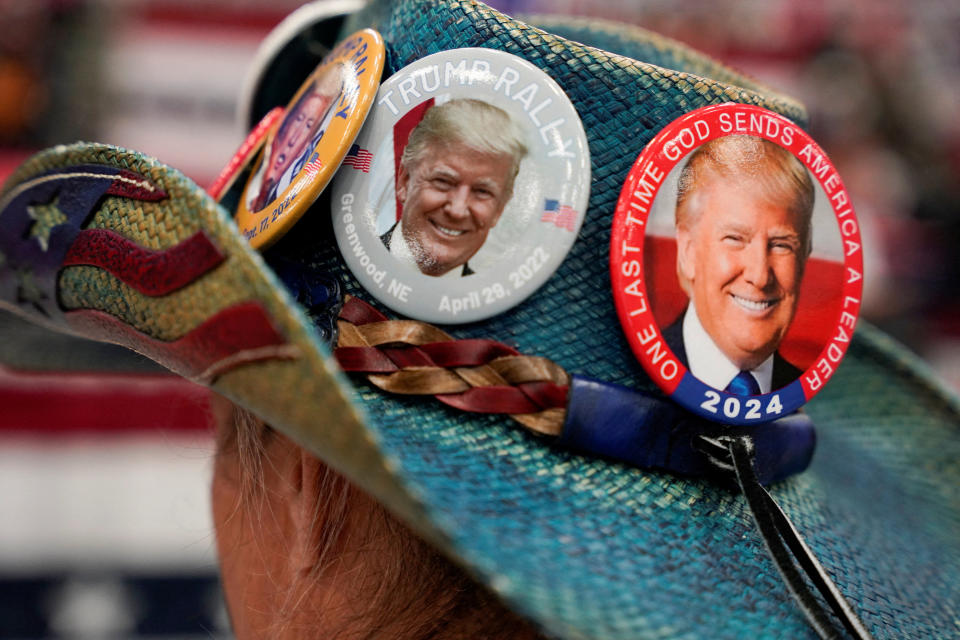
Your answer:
(697, 434), (876, 640)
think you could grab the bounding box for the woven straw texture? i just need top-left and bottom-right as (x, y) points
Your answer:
(0, 143), (432, 543)
(326, 2), (956, 637)
(1, 0), (957, 638)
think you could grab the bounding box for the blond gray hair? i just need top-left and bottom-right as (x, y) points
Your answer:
(400, 98), (528, 193)
(676, 135), (814, 257)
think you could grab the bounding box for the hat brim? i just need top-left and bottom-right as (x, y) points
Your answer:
(365, 322), (960, 639)
(1, 1), (957, 638)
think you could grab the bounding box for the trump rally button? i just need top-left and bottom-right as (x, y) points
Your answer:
(610, 103), (863, 425)
(235, 28), (384, 250)
(331, 48), (590, 324)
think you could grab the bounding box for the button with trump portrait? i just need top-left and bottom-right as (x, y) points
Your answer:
(234, 29), (384, 250)
(331, 48), (590, 324)
(610, 104), (863, 425)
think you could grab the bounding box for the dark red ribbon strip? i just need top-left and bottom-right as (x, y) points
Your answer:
(337, 339), (521, 373)
(340, 295), (388, 324)
(436, 382), (567, 414)
(337, 296), (567, 414)
(336, 345), (398, 372)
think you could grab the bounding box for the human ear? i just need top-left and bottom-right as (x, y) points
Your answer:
(676, 228), (697, 283)
(285, 439), (350, 570)
(236, 429), (336, 572)
(396, 163), (410, 205)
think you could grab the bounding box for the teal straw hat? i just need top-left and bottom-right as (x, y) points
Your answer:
(1, 1), (957, 638)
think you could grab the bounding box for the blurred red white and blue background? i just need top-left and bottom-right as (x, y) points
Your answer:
(1, 0), (958, 637)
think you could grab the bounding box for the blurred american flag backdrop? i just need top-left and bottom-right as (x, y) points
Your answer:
(1, 0), (958, 637)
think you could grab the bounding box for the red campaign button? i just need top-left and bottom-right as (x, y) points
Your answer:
(208, 106), (284, 202)
(610, 103), (863, 425)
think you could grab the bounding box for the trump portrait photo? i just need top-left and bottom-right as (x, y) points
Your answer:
(380, 98), (528, 278)
(663, 134), (816, 394)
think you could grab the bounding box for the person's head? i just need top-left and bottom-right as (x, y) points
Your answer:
(397, 99), (527, 276)
(210, 397), (546, 640)
(258, 67), (343, 207)
(674, 135), (814, 371)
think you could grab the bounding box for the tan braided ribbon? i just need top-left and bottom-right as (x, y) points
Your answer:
(336, 296), (567, 436)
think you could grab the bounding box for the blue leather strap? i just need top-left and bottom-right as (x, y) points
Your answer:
(560, 375), (815, 485)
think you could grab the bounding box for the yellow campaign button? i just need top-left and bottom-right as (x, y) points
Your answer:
(235, 28), (384, 250)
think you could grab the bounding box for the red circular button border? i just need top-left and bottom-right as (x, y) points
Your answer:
(610, 103), (864, 424)
(207, 106), (285, 202)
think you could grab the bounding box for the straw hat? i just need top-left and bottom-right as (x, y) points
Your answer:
(0, 1), (956, 638)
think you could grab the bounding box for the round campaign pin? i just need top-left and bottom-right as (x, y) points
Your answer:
(208, 106), (284, 202)
(610, 103), (863, 425)
(236, 0), (366, 132)
(331, 48), (590, 324)
(234, 28), (384, 250)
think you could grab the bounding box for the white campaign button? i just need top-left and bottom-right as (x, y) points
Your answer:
(331, 48), (590, 324)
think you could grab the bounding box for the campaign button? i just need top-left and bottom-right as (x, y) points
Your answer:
(208, 106), (284, 203)
(331, 48), (590, 324)
(237, 0), (366, 132)
(234, 28), (384, 250)
(609, 103), (863, 425)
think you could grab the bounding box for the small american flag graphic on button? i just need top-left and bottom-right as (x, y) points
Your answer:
(342, 144), (373, 173)
(540, 199), (578, 231)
